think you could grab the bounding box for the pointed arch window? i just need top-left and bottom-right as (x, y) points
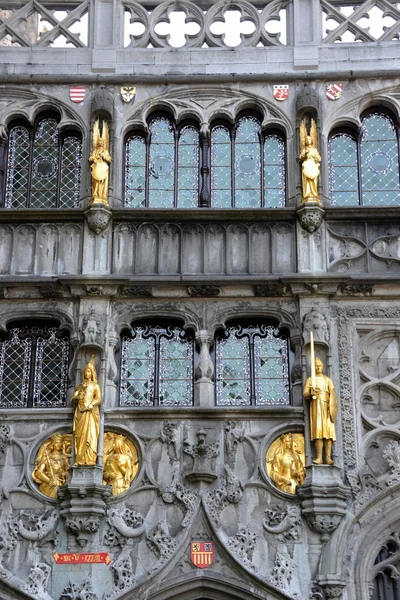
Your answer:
(125, 116), (199, 208)
(0, 322), (70, 409)
(328, 111), (400, 206)
(119, 323), (194, 407)
(211, 116), (286, 208)
(4, 117), (82, 209)
(215, 323), (291, 406)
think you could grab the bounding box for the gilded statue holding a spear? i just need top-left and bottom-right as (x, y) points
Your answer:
(303, 333), (338, 465)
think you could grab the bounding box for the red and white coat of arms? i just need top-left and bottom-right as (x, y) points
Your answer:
(273, 85), (289, 101)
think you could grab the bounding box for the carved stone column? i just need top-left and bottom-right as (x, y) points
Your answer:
(194, 330), (214, 407)
(59, 466), (111, 550)
(298, 465), (350, 542)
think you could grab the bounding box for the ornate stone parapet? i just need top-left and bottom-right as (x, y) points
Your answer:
(59, 466), (111, 549)
(298, 465), (350, 541)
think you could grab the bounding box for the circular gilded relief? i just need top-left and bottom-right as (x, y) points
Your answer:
(33, 432), (139, 499)
(32, 433), (72, 499)
(266, 433), (306, 495)
(103, 432), (139, 496)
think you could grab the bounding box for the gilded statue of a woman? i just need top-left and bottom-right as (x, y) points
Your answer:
(266, 433), (305, 494)
(89, 118), (111, 205)
(72, 355), (101, 466)
(299, 118), (321, 202)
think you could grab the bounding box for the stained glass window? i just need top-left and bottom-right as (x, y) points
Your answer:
(0, 325), (70, 409)
(211, 117), (286, 207)
(328, 112), (400, 206)
(125, 117), (199, 208)
(120, 325), (194, 407)
(215, 324), (290, 406)
(5, 118), (82, 209)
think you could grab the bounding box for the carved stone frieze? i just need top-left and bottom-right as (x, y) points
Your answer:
(204, 465), (243, 528)
(224, 421), (245, 458)
(59, 578), (98, 600)
(106, 551), (134, 599)
(383, 441), (400, 487)
(267, 549), (299, 599)
(84, 204), (112, 235)
(105, 508), (145, 548)
(23, 562), (52, 600)
(39, 283), (65, 298)
(146, 522), (178, 563)
(302, 308), (329, 343)
(120, 285), (153, 297)
(263, 503), (303, 542)
(187, 285), (220, 297)
(297, 202), (325, 233)
(17, 509), (59, 542)
(0, 424), (11, 455)
(161, 465), (199, 527)
(160, 421), (180, 461)
(253, 283), (291, 297)
(226, 526), (258, 570)
(340, 283), (374, 296)
(81, 310), (103, 346)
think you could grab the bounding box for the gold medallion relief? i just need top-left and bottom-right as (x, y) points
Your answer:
(266, 433), (306, 494)
(33, 432), (139, 498)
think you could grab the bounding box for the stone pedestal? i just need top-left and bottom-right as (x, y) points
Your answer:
(298, 465), (350, 541)
(58, 466), (111, 549)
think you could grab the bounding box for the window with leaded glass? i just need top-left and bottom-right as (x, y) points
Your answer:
(211, 116), (286, 208)
(125, 116), (199, 208)
(119, 324), (194, 406)
(215, 323), (291, 406)
(0, 323), (70, 408)
(328, 111), (400, 206)
(4, 117), (82, 209)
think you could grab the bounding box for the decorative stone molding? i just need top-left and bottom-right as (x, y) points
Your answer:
(146, 522), (178, 563)
(317, 579), (347, 600)
(17, 510), (58, 542)
(106, 551), (134, 599)
(161, 465), (199, 527)
(297, 202), (325, 233)
(187, 285), (220, 297)
(39, 283), (65, 298)
(0, 424), (11, 456)
(184, 429), (219, 483)
(383, 441), (400, 487)
(296, 85), (320, 113)
(302, 308), (329, 344)
(226, 526), (258, 570)
(59, 578), (98, 600)
(59, 466), (111, 548)
(298, 466), (350, 540)
(23, 562), (52, 600)
(267, 548), (299, 599)
(340, 283), (374, 296)
(253, 283), (291, 296)
(120, 285), (153, 297)
(263, 503), (303, 542)
(224, 421), (245, 458)
(84, 204), (112, 235)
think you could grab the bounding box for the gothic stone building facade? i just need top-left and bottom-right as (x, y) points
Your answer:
(0, 1), (400, 599)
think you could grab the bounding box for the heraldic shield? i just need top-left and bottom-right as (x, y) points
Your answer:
(190, 541), (214, 568)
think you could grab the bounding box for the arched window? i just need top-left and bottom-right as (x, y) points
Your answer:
(125, 116), (199, 208)
(215, 323), (291, 406)
(119, 323), (194, 406)
(211, 116), (286, 208)
(0, 322), (70, 408)
(5, 117), (82, 209)
(372, 539), (400, 600)
(328, 111), (400, 206)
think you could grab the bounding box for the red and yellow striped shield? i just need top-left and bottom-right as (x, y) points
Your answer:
(190, 541), (214, 569)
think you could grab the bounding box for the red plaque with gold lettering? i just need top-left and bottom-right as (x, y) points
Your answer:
(53, 552), (111, 565)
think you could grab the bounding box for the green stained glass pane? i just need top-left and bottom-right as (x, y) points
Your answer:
(125, 136), (146, 208)
(235, 117), (261, 207)
(159, 330), (193, 406)
(254, 328), (289, 406)
(361, 114), (400, 206)
(264, 135), (285, 207)
(216, 330), (251, 406)
(212, 126), (232, 207)
(149, 118), (175, 208)
(5, 126), (30, 208)
(120, 331), (155, 406)
(329, 134), (359, 206)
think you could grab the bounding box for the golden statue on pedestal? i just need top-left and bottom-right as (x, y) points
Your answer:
(32, 434), (71, 498)
(103, 432), (139, 496)
(89, 118), (111, 206)
(266, 433), (306, 494)
(72, 355), (101, 466)
(303, 333), (338, 465)
(299, 118), (321, 203)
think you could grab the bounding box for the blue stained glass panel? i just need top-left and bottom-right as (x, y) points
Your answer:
(264, 135), (285, 207)
(125, 136), (146, 208)
(5, 126), (30, 209)
(211, 126), (232, 207)
(159, 330), (193, 406)
(178, 126), (199, 208)
(328, 134), (359, 206)
(149, 118), (175, 208)
(235, 117), (261, 208)
(30, 119), (59, 209)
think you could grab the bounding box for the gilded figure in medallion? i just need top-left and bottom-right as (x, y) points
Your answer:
(89, 118), (111, 205)
(32, 434), (71, 498)
(72, 355), (101, 466)
(299, 118), (321, 202)
(303, 358), (338, 465)
(103, 432), (139, 495)
(267, 433), (305, 494)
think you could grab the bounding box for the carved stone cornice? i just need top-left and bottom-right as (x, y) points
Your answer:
(84, 204), (112, 235)
(297, 202), (325, 233)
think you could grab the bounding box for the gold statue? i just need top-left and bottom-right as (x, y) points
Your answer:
(32, 434), (71, 498)
(72, 355), (101, 466)
(89, 118), (111, 205)
(303, 353), (338, 465)
(266, 433), (305, 494)
(299, 118), (321, 202)
(103, 432), (139, 496)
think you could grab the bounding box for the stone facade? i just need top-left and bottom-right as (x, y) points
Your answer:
(1, 1), (400, 599)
